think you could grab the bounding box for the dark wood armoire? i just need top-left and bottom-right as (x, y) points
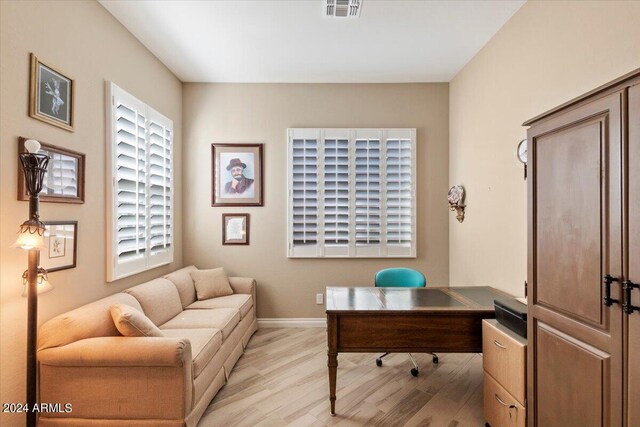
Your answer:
(524, 69), (640, 427)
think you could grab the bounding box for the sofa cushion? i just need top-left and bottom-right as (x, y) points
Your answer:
(123, 278), (183, 326)
(187, 294), (253, 319)
(190, 268), (233, 300)
(163, 265), (198, 309)
(109, 304), (164, 338)
(160, 309), (240, 341)
(38, 293), (143, 351)
(162, 328), (222, 378)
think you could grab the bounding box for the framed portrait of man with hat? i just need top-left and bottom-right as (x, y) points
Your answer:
(211, 143), (264, 206)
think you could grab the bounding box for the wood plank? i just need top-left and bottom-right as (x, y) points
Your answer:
(198, 328), (485, 426)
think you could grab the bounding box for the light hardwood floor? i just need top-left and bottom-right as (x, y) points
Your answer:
(199, 328), (485, 427)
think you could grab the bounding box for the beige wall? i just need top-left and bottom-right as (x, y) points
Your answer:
(0, 1), (182, 423)
(183, 83), (449, 318)
(449, 0), (640, 297)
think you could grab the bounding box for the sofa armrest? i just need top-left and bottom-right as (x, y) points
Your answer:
(228, 277), (256, 295)
(38, 336), (191, 367)
(38, 336), (193, 421)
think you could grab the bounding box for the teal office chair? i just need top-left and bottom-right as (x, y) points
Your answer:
(374, 268), (439, 377)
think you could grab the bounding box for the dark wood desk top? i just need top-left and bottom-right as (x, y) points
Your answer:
(325, 286), (510, 314)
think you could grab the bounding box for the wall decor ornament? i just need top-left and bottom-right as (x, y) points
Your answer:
(222, 213), (250, 245)
(448, 185), (466, 223)
(17, 138), (85, 204)
(41, 221), (77, 272)
(29, 53), (74, 131)
(212, 143), (264, 206)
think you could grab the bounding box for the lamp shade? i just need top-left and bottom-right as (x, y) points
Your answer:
(14, 219), (46, 250)
(22, 268), (53, 297)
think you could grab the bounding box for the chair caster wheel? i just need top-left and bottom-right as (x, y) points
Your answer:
(411, 368), (419, 377)
(432, 355), (439, 364)
(376, 358), (382, 367)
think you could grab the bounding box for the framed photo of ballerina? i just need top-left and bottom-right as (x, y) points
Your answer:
(29, 53), (75, 131)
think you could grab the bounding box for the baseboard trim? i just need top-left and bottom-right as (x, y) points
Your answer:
(257, 318), (326, 328)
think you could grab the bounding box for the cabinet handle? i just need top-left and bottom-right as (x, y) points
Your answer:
(622, 280), (640, 315)
(494, 394), (517, 410)
(493, 340), (506, 349)
(603, 274), (621, 306)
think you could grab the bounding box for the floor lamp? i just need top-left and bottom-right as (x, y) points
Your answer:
(14, 139), (50, 427)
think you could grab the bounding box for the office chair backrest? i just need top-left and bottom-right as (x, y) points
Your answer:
(375, 268), (426, 288)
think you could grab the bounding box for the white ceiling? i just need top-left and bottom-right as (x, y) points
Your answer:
(99, 0), (525, 83)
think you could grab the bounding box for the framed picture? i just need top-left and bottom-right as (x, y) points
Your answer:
(41, 221), (77, 272)
(222, 214), (250, 245)
(29, 53), (74, 131)
(18, 138), (85, 204)
(212, 143), (264, 206)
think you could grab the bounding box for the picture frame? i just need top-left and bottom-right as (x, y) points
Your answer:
(41, 221), (78, 272)
(222, 213), (250, 245)
(29, 53), (75, 132)
(212, 143), (264, 206)
(18, 138), (85, 204)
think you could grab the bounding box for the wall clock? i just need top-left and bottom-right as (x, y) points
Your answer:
(517, 138), (527, 179)
(517, 138), (527, 164)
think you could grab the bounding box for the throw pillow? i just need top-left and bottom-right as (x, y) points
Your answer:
(109, 304), (164, 337)
(190, 268), (234, 300)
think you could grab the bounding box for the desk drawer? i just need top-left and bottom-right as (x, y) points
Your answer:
(482, 320), (526, 405)
(484, 372), (525, 427)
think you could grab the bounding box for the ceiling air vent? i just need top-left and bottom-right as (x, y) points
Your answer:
(325, 0), (362, 18)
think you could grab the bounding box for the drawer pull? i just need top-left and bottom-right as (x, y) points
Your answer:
(495, 394), (518, 418)
(493, 340), (507, 349)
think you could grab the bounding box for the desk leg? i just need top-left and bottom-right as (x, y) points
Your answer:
(328, 350), (338, 416)
(327, 314), (338, 416)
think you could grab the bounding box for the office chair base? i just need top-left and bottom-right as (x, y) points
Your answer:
(432, 355), (439, 364)
(410, 368), (419, 377)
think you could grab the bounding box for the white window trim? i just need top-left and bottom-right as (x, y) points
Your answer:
(106, 82), (174, 282)
(287, 128), (417, 258)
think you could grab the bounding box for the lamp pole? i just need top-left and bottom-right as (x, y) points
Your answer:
(17, 139), (49, 427)
(26, 248), (38, 427)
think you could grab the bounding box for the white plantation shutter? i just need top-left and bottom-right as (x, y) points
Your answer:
(323, 132), (350, 256)
(107, 82), (173, 281)
(147, 119), (172, 263)
(354, 130), (382, 257)
(385, 132), (415, 256)
(115, 101), (147, 265)
(289, 130), (319, 257)
(288, 128), (415, 258)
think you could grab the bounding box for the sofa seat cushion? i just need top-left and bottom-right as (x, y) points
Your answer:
(187, 294), (253, 319)
(160, 309), (240, 341)
(162, 328), (222, 378)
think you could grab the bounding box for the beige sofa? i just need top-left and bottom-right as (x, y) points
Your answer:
(36, 266), (258, 427)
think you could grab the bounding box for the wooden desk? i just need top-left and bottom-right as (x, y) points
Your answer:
(326, 286), (509, 416)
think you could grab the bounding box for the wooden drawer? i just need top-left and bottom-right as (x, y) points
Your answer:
(482, 319), (526, 405)
(484, 372), (526, 427)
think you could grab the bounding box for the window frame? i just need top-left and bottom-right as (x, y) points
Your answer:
(106, 82), (174, 282)
(287, 128), (417, 258)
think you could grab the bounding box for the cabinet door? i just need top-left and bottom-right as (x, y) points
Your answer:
(528, 92), (623, 427)
(626, 83), (640, 427)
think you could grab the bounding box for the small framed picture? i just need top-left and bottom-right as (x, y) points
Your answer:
(212, 143), (264, 206)
(29, 53), (74, 131)
(18, 138), (85, 204)
(42, 221), (77, 272)
(222, 214), (250, 245)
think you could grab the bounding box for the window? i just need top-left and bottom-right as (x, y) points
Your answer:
(106, 82), (173, 281)
(287, 128), (416, 258)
